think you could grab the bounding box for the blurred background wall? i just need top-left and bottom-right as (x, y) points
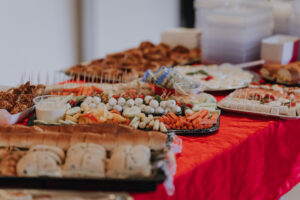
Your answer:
(0, 0), (79, 86)
(82, 0), (180, 61)
(0, 0), (180, 86)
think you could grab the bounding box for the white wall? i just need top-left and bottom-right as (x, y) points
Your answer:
(82, 0), (180, 61)
(0, 0), (180, 86)
(0, 0), (79, 86)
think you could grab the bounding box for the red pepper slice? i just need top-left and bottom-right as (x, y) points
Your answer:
(202, 75), (213, 81)
(291, 101), (296, 107)
(137, 94), (145, 99)
(112, 95), (119, 100)
(69, 100), (76, 107)
(251, 82), (259, 85)
(186, 103), (193, 108)
(82, 113), (99, 123)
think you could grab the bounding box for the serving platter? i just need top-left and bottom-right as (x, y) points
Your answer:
(0, 136), (176, 192)
(218, 101), (300, 120)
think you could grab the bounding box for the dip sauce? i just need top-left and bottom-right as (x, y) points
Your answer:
(36, 102), (67, 123)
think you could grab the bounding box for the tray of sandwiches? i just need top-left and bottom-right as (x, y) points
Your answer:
(29, 81), (220, 136)
(218, 83), (300, 119)
(260, 62), (300, 86)
(64, 41), (201, 83)
(0, 82), (45, 125)
(0, 123), (179, 192)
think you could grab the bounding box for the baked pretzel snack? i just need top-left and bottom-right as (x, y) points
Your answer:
(66, 41), (201, 82)
(0, 124), (168, 151)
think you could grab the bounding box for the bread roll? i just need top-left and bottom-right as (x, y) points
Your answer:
(17, 151), (61, 177)
(277, 63), (300, 84)
(56, 134), (71, 150)
(260, 64), (282, 81)
(0, 123), (167, 150)
(29, 144), (65, 160)
(0, 125), (43, 133)
(63, 143), (106, 177)
(107, 145), (151, 178)
(106, 146), (129, 178)
(42, 133), (59, 147)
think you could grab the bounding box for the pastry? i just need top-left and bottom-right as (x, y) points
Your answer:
(66, 41), (201, 82)
(0, 123), (168, 150)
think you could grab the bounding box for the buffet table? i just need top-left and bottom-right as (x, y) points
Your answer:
(132, 94), (300, 200)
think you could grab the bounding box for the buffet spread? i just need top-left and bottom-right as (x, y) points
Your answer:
(0, 39), (300, 198)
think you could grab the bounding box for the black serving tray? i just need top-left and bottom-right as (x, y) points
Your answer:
(167, 115), (220, 136)
(0, 169), (165, 192)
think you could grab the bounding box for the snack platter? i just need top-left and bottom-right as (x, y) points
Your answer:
(31, 81), (221, 135)
(218, 83), (300, 119)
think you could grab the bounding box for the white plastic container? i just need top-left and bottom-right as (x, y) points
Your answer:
(194, 0), (224, 29)
(288, 0), (300, 59)
(161, 28), (202, 49)
(33, 95), (68, 123)
(261, 35), (300, 64)
(201, 1), (274, 64)
(270, 0), (293, 34)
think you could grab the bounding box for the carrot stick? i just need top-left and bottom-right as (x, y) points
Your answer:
(199, 110), (209, 119)
(62, 87), (80, 92)
(187, 110), (204, 121)
(92, 86), (103, 93)
(110, 110), (121, 115)
(169, 112), (178, 121)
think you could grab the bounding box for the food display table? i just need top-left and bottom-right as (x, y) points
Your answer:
(132, 94), (300, 200)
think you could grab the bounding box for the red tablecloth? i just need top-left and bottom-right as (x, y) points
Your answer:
(132, 94), (300, 200)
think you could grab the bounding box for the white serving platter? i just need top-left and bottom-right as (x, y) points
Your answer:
(218, 98), (300, 120)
